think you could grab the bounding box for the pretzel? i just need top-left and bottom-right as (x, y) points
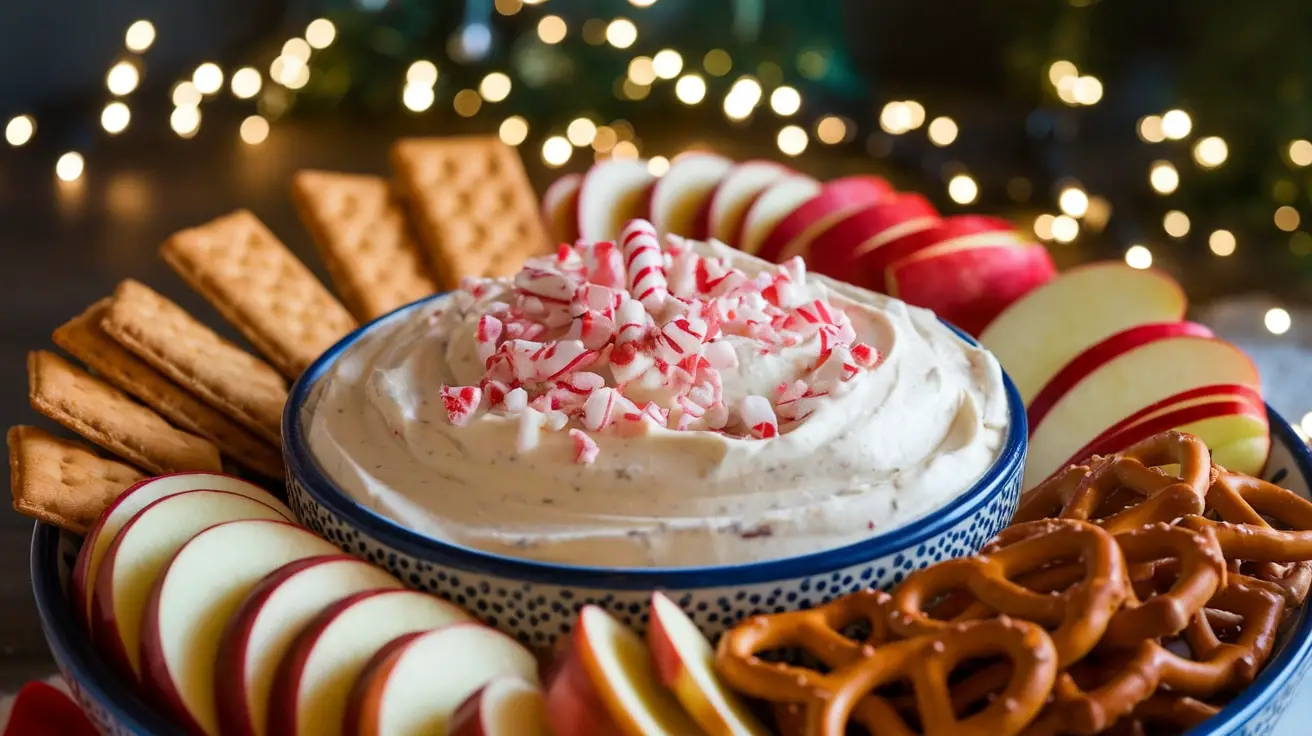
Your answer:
(1014, 432), (1213, 533)
(1101, 694), (1219, 736)
(888, 519), (1127, 668)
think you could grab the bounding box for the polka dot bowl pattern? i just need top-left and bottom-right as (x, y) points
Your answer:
(280, 294), (1031, 648)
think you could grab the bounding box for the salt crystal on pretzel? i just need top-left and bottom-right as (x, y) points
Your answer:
(440, 385), (483, 426)
(569, 429), (599, 465)
(619, 219), (669, 312)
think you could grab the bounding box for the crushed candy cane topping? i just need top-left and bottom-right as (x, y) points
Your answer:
(439, 219), (883, 463)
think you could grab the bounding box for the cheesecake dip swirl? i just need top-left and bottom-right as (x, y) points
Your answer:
(304, 220), (1008, 567)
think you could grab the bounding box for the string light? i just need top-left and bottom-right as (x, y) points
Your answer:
(453, 89), (482, 116)
(1138, 115), (1166, 143)
(100, 102), (130, 134)
(479, 72), (512, 102)
(567, 118), (597, 147)
(170, 106), (201, 138)
(5, 115), (34, 146)
(606, 19), (638, 49)
(816, 116), (848, 144)
(582, 19), (608, 45)
(1072, 76), (1103, 105)
(1193, 136), (1228, 168)
(538, 16), (566, 44)
(770, 86), (801, 116)
(171, 81), (202, 108)
(703, 49), (732, 76)
(283, 38), (312, 63)
(1150, 161), (1179, 194)
(239, 115), (269, 144)
(592, 126), (618, 152)
(124, 21), (155, 53)
(675, 74), (706, 104)
(904, 101), (926, 129)
(1275, 206), (1302, 232)
(629, 0), (658, 6)
(284, 64), (310, 90)
(1058, 187), (1089, 218)
(1289, 140), (1312, 167)
(193, 63), (224, 95)
(543, 136), (572, 167)
(947, 174), (978, 204)
(627, 57), (656, 86)
(402, 83), (435, 112)
(55, 152), (84, 182)
(1264, 307), (1292, 335)
(621, 79), (651, 100)
(879, 102), (913, 134)
(776, 125), (808, 156)
(407, 61), (438, 87)
(305, 19), (336, 49)
(612, 141), (640, 158)
(1052, 215), (1080, 243)
(499, 116), (529, 146)
(1209, 230), (1237, 256)
(106, 61), (140, 96)
(647, 156), (670, 176)
(1033, 214), (1056, 241)
(231, 67), (262, 98)
(1161, 109), (1192, 140)
(652, 50), (683, 79)
(1125, 245), (1153, 269)
(1163, 210), (1191, 238)
(1048, 60), (1077, 87)
(724, 77), (763, 120)
(928, 116), (958, 146)
(495, 0), (523, 15)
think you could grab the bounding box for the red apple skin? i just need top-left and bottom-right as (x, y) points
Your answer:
(341, 631), (429, 736)
(71, 475), (161, 633)
(1063, 399), (1268, 470)
(267, 590), (373, 736)
(1068, 383), (1264, 460)
(1026, 322), (1218, 432)
(803, 193), (940, 280)
(543, 627), (626, 736)
(213, 554), (360, 736)
(449, 678), (549, 736)
(860, 215), (1019, 292)
(885, 242), (1057, 336)
(646, 605), (683, 689)
(754, 175), (893, 263)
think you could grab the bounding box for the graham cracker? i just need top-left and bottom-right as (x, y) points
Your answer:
(8, 426), (146, 534)
(29, 350), (223, 476)
(159, 210), (358, 379)
(100, 279), (287, 446)
(54, 300), (284, 478)
(292, 170), (439, 322)
(391, 136), (550, 289)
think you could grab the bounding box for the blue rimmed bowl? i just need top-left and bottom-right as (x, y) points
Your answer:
(280, 294), (1027, 648)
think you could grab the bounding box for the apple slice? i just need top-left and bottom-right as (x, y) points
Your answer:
(737, 175), (821, 255)
(1070, 400), (1268, 472)
(90, 490), (291, 680)
(885, 241), (1058, 336)
(73, 472), (288, 632)
(803, 193), (940, 279)
(1027, 322), (1217, 432)
(648, 152), (733, 238)
(269, 588), (474, 736)
(647, 592), (769, 735)
(449, 677), (551, 736)
(754, 175), (893, 263)
(215, 556), (404, 736)
(701, 160), (791, 244)
(542, 173), (582, 245)
(344, 624), (539, 736)
(577, 160), (656, 241)
(979, 262), (1190, 405)
(545, 605), (699, 735)
(1212, 435), (1273, 478)
(859, 215), (1021, 292)
(139, 520), (340, 736)
(1023, 335), (1262, 489)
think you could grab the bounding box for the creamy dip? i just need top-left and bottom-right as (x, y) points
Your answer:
(304, 222), (1008, 567)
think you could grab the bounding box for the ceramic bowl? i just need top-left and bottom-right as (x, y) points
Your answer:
(281, 294), (1028, 648)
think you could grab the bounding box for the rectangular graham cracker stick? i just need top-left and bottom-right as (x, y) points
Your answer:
(28, 350), (223, 476)
(54, 300), (284, 478)
(391, 136), (551, 289)
(159, 210), (358, 379)
(101, 279), (288, 446)
(9, 426), (146, 534)
(292, 170), (439, 322)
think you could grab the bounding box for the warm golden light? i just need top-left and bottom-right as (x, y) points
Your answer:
(100, 102), (130, 134)
(703, 49), (732, 76)
(1138, 115), (1165, 143)
(904, 100), (926, 129)
(240, 115), (269, 144)
(1033, 214), (1056, 241)
(567, 118), (597, 147)
(1072, 76), (1103, 105)
(1048, 60), (1078, 87)
(499, 116), (529, 146)
(270, 56), (307, 87)
(106, 61), (140, 96)
(1209, 229), (1236, 256)
(170, 106), (201, 137)
(407, 61), (438, 87)
(231, 67), (262, 99)
(542, 136), (573, 167)
(284, 64), (310, 90)
(1125, 245), (1153, 269)
(611, 141), (640, 159)
(770, 86), (801, 116)
(652, 50), (683, 79)
(675, 74), (707, 104)
(592, 126), (617, 152)
(816, 116), (847, 144)
(479, 72), (512, 102)
(1161, 109), (1192, 140)
(193, 63), (223, 95)
(776, 125), (808, 156)
(495, 0), (523, 14)
(402, 83), (435, 112)
(5, 115), (34, 146)
(1149, 161), (1179, 194)
(538, 16), (567, 44)
(1276, 206), (1302, 232)
(1052, 215), (1080, 243)
(1055, 76), (1080, 106)
(1265, 307), (1292, 335)
(879, 101), (912, 134)
(606, 19), (638, 49)
(627, 57), (656, 86)
(56, 152), (84, 182)
(171, 81), (201, 108)
(1163, 210), (1190, 238)
(928, 116), (958, 146)
(453, 89), (482, 116)
(1193, 136), (1228, 168)
(629, 0), (658, 6)
(125, 20), (155, 53)
(647, 155), (670, 176)
(306, 19), (336, 49)
(1059, 187), (1089, 218)
(283, 38), (313, 63)
(948, 174), (978, 205)
(1290, 140), (1312, 167)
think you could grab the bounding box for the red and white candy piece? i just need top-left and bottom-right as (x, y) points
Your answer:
(620, 219), (669, 312)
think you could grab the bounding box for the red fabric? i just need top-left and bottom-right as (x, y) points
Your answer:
(1, 682), (98, 736)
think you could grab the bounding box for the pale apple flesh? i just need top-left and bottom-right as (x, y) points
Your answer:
(737, 176), (821, 255)
(449, 677), (551, 736)
(858, 215), (1019, 292)
(1212, 435), (1274, 477)
(345, 623), (539, 736)
(756, 175), (893, 263)
(214, 555), (404, 736)
(541, 173), (582, 245)
(647, 592), (769, 736)
(1064, 400), (1269, 475)
(1023, 335), (1262, 489)
(703, 160), (791, 244)
(546, 605), (700, 736)
(72, 472), (286, 631)
(90, 490), (290, 681)
(270, 588), (473, 736)
(648, 153), (734, 238)
(979, 262), (1190, 405)
(577, 160), (656, 241)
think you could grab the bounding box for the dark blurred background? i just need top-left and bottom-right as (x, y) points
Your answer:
(0, 0), (1309, 685)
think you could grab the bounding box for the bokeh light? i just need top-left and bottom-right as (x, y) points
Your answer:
(1125, 245), (1153, 269)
